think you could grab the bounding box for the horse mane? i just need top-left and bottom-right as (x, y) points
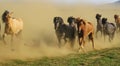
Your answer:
(88, 22), (92, 25)
(110, 23), (115, 27)
(80, 19), (86, 25)
(53, 17), (57, 23)
(2, 10), (9, 23)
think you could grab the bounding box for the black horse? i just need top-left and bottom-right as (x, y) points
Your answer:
(53, 16), (76, 48)
(102, 18), (116, 42)
(95, 14), (103, 38)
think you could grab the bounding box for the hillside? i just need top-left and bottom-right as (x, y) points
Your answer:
(114, 0), (120, 4)
(0, 47), (120, 66)
(109, 0), (120, 6)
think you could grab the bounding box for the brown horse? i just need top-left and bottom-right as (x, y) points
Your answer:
(114, 14), (120, 32)
(75, 17), (95, 52)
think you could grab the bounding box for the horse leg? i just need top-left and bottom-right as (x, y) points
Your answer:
(11, 34), (15, 51)
(95, 29), (98, 38)
(16, 30), (22, 40)
(63, 36), (67, 44)
(109, 35), (112, 42)
(2, 33), (7, 44)
(58, 37), (61, 48)
(81, 38), (85, 52)
(70, 38), (75, 48)
(103, 31), (106, 42)
(78, 37), (85, 52)
(119, 26), (120, 32)
(56, 33), (62, 48)
(101, 29), (103, 37)
(109, 33), (115, 42)
(89, 33), (95, 49)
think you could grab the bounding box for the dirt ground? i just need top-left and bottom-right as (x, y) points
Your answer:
(0, 1), (120, 61)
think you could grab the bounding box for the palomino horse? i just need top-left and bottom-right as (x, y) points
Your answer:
(114, 14), (120, 32)
(53, 16), (76, 48)
(95, 14), (103, 37)
(2, 10), (23, 44)
(102, 18), (116, 42)
(75, 17), (95, 52)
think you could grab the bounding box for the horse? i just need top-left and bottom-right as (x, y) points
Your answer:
(102, 18), (116, 42)
(114, 14), (120, 32)
(2, 10), (23, 45)
(74, 17), (95, 52)
(53, 16), (76, 48)
(67, 16), (76, 47)
(95, 13), (103, 38)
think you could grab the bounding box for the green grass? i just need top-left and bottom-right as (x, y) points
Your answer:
(0, 47), (120, 66)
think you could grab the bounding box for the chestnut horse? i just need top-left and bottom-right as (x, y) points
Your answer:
(114, 14), (120, 32)
(75, 17), (95, 52)
(2, 10), (23, 44)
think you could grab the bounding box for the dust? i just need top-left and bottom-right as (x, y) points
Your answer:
(0, 1), (120, 62)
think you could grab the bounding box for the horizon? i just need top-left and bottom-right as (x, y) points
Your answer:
(0, 0), (119, 5)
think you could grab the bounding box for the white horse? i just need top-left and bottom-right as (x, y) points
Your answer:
(2, 10), (23, 44)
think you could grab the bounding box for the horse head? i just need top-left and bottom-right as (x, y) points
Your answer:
(75, 18), (86, 26)
(74, 17), (86, 33)
(53, 17), (64, 30)
(2, 10), (10, 23)
(2, 10), (13, 23)
(96, 13), (102, 20)
(67, 16), (75, 26)
(102, 18), (107, 25)
(114, 14), (119, 20)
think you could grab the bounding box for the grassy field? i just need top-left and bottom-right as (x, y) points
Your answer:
(0, 47), (120, 66)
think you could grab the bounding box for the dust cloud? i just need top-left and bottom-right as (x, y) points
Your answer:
(0, 2), (120, 61)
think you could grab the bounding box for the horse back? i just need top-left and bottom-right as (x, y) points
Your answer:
(9, 18), (23, 34)
(109, 23), (115, 27)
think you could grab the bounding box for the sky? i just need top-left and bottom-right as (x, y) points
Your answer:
(0, 0), (119, 5)
(44, 0), (118, 4)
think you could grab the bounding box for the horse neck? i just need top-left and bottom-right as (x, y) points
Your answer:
(103, 22), (108, 27)
(97, 19), (102, 25)
(5, 17), (13, 25)
(69, 22), (75, 27)
(115, 18), (120, 23)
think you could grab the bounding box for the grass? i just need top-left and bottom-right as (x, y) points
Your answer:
(0, 47), (120, 66)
